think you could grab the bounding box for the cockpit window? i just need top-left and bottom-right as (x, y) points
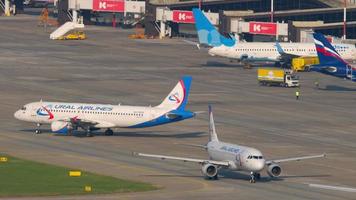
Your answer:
(249, 155), (264, 159)
(21, 106), (26, 111)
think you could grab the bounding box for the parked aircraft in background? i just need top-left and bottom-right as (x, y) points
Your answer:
(14, 76), (196, 137)
(135, 105), (325, 183)
(311, 33), (356, 81)
(192, 8), (356, 67)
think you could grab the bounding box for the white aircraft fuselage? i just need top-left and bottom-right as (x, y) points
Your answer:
(136, 105), (325, 182)
(207, 140), (265, 172)
(209, 42), (356, 61)
(14, 76), (195, 136)
(14, 102), (190, 128)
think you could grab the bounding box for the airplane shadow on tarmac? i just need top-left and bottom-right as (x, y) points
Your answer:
(219, 169), (330, 182)
(201, 61), (276, 68)
(143, 169), (330, 183)
(318, 85), (356, 92)
(219, 170), (279, 183)
(203, 61), (242, 68)
(19, 129), (206, 139)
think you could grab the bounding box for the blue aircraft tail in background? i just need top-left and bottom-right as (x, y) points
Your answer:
(313, 33), (347, 67)
(312, 33), (356, 81)
(192, 8), (236, 47)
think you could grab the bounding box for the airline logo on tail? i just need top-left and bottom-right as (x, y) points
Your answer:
(168, 93), (182, 104)
(192, 8), (236, 47)
(312, 33), (356, 82)
(313, 33), (348, 66)
(158, 76), (191, 111)
(167, 79), (186, 104)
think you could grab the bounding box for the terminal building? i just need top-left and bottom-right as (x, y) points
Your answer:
(146, 0), (356, 42)
(16, 0), (356, 42)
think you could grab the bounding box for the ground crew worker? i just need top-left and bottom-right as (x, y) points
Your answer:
(295, 90), (300, 100)
(314, 80), (319, 89)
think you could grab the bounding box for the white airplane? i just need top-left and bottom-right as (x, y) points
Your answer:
(135, 105), (325, 183)
(192, 9), (356, 66)
(14, 76), (196, 137)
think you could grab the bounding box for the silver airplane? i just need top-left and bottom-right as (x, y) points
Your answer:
(135, 106), (325, 183)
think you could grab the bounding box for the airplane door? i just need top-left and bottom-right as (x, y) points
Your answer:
(31, 107), (38, 117)
(236, 154), (242, 166)
(149, 110), (156, 122)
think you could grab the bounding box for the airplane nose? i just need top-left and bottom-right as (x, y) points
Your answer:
(14, 110), (22, 120)
(253, 160), (265, 171)
(208, 48), (217, 56)
(258, 160), (265, 171)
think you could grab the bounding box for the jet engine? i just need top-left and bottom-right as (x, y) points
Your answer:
(201, 163), (218, 178)
(266, 163), (282, 177)
(51, 121), (73, 134)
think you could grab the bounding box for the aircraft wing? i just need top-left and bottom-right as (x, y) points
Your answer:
(173, 143), (208, 150)
(266, 154), (325, 164)
(134, 152), (230, 167)
(181, 39), (211, 50)
(60, 117), (115, 128)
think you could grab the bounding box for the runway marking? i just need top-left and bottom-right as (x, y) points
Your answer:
(308, 183), (356, 193)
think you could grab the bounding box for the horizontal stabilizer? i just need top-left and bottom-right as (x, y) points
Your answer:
(165, 110), (195, 120)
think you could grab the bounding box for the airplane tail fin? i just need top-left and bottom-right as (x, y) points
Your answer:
(192, 8), (236, 47)
(157, 76), (192, 111)
(208, 105), (219, 142)
(313, 33), (347, 67)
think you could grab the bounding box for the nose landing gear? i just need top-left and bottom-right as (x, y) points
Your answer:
(249, 172), (261, 183)
(35, 123), (42, 134)
(86, 129), (93, 137)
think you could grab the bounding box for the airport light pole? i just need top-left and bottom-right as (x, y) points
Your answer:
(4, 0), (10, 16)
(271, 0), (274, 22)
(343, 0), (347, 40)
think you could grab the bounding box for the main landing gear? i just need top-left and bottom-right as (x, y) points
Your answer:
(104, 129), (114, 136)
(250, 172), (261, 183)
(35, 123), (41, 134)
(86, 130), (93, 137)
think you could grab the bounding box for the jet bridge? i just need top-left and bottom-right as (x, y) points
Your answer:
(155, 7), (218, 38)
(51, 0), (145, 39)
